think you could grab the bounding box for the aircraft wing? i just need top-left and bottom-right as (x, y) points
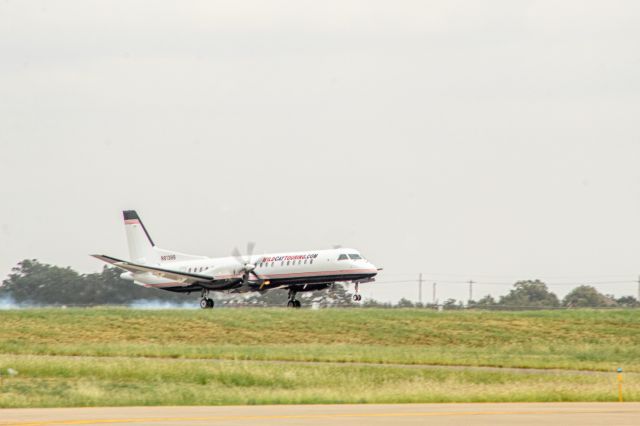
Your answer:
(91, 254), (215, 284)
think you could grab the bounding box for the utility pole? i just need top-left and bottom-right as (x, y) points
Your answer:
(418, 273), (423, 305)
(468, 280), (475, 305)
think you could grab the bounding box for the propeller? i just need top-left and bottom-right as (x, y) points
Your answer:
(231, 242), (263, 285)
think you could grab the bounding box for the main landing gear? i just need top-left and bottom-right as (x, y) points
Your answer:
(352, 283), (362, 302)
(287, 289), (301, 308)
(200, 289), (214, 309)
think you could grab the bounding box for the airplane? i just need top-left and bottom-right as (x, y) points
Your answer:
(92, 210), (380, 309)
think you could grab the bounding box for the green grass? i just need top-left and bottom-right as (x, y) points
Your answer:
(1, 355), (637, 408)
(0, 308), (638, 407)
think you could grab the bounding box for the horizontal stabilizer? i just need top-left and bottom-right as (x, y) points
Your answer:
(91, 254), (214, 284)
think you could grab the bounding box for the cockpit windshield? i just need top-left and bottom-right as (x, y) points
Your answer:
(338, 254), (349, 260)
(348, 254), (362, 260)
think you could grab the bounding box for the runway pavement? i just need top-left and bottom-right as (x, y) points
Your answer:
(2, 403), (640, 426)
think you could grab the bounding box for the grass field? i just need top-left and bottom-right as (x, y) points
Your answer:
(0, 308), (639, 407)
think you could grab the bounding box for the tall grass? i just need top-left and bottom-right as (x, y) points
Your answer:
(1, 308), (638, 407)
(1, 308), (638, 371)
(0, 355), (636, 408)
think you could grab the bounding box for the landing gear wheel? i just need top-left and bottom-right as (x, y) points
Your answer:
(207, 298), (214, 308)
(287, 288), (300, 308)
(200, 299), (209, 309)
(353, 283), (362, 302)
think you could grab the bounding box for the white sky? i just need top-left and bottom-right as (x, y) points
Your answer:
(1, 0), (640, 303)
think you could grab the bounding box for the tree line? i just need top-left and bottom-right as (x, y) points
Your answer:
(385, 280), (639, 309)
(1, 260), (638, 308)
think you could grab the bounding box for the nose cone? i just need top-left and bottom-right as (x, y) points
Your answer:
(354, 260), (378, 276)
(369, 262), (379, 276)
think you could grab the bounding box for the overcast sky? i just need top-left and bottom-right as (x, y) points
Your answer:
(2, 0), (640, 304)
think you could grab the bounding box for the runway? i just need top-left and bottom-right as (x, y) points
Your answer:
(2, 403), (640, 426)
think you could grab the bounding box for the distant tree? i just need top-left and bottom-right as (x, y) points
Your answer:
(362, 298), (392, 308)
(1, 259), (194, 306)
(616, 295), (639, 308)
(323, 283), (355, 307)
(442, 298), (463, 310)
(1, 259), (83, 305)
(562, 285), (617, 308)
(499, 280), (560, 308)
(474, 295), (497, 307)
(396, 298), (415, 308)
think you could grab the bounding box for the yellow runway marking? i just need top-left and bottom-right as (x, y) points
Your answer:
(2, 408), (638, 426)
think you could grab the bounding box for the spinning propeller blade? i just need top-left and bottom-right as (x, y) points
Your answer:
(231, 242), (262, 283)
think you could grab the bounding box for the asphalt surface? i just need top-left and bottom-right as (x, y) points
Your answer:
(2, 403), (640, 426)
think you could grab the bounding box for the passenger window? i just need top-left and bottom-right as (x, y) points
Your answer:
(338, 254), (348, 261)
(310, 259), (314, 264)
(271, 262), (275, 267)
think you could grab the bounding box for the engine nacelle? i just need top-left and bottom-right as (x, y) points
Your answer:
(120, 272), (134, 281)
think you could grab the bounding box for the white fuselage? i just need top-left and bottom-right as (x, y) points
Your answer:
(127, 248), (377, 292)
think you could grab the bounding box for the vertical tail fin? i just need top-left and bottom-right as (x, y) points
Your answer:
(123, 210), (207, 264)
(123, 210), (158, 264)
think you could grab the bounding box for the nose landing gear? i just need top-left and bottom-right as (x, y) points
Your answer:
(352, 283), (362, 302)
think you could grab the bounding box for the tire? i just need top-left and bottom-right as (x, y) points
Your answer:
(200, 299), (208, 309)
(294, 300), (301, 308)
(207, 298), (214, 308)
(287, 301), (294, 308)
